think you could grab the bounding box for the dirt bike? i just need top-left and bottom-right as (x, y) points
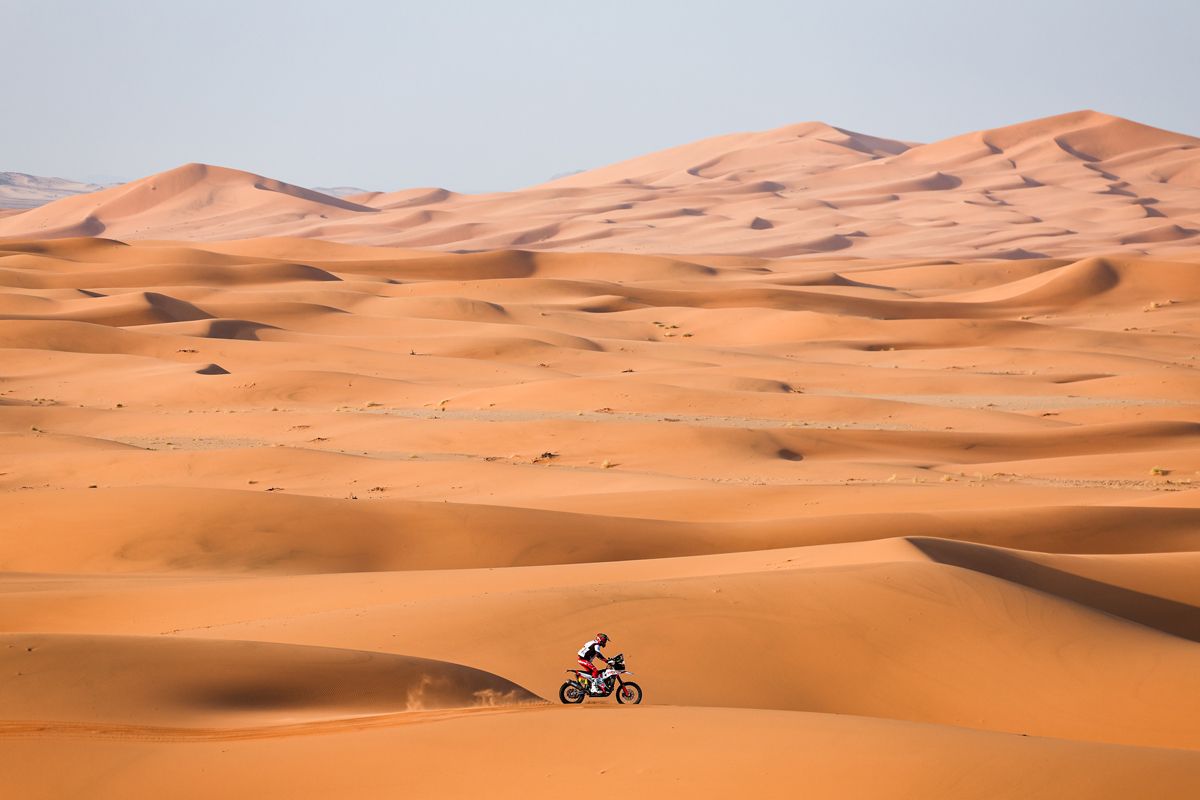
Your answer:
(559, 652), (642, 704)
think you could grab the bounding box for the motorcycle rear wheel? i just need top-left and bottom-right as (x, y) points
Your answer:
(559, 681), (585, 704)
(616, 682), (643, 704)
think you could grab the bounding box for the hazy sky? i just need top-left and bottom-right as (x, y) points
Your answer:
(3, 0), (1197, 192)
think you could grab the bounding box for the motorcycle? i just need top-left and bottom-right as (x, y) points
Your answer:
(559, 652), (642, 704)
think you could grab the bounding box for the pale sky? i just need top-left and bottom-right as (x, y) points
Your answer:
(3, 0), (1197, 192)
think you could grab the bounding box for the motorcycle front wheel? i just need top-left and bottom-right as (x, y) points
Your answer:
(559, 681), (585, 704)
(616, 681), (643, 704)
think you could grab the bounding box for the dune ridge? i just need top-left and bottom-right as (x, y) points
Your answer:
(0, 172), (108, 210)
(3, 111), (1199, 259)
(0, 633), (540, 726)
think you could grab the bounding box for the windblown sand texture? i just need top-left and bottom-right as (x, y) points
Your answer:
(3, 112), (1200, 798)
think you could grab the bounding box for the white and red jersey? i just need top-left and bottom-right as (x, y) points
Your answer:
(577, 638), (607, 661)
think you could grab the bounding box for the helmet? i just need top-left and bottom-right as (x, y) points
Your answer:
(596, 632), (609, 646)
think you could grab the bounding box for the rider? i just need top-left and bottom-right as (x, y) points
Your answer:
(577, 633), (610, 692)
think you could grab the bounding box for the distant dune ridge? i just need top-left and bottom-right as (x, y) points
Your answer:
(3, 111), (1200, 798)
(0, 172), (107, 209)
(2, 110), (1198, 257)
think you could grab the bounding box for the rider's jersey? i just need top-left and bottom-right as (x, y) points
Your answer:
(577, 638), (606, 661)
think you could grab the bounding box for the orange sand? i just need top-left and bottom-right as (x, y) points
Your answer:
(2, 112), (1200, 797)
(2, 111), (1198, 259)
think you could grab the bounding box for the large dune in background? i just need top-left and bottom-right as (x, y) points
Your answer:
(3, 115), (1200, 796)
(2, 110), (1199, 258)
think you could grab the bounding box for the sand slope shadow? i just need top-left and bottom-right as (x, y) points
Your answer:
(910, 537), (1200, 643)
(0, 633), (544, 728)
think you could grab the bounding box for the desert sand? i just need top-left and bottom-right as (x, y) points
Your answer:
(2, 112), (1200, 797)
(2, 110), (1198, 259)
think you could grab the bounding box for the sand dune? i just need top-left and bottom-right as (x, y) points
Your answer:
(911, 537), (1200, 641)
(3, 111), (1199, 258)
(7, 536), (1200, 748)
(0, 163), (376, 240)
(3, 115), (1200, 796)
(0, 633), (539, 726)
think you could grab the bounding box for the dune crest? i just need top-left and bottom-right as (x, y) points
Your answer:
(0, 633), (540, 727)
(0, 163), (376, 240)
(3, 111), (1198, 258)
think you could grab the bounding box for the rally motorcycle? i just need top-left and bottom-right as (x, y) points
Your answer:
(559, 653), (642, 704)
